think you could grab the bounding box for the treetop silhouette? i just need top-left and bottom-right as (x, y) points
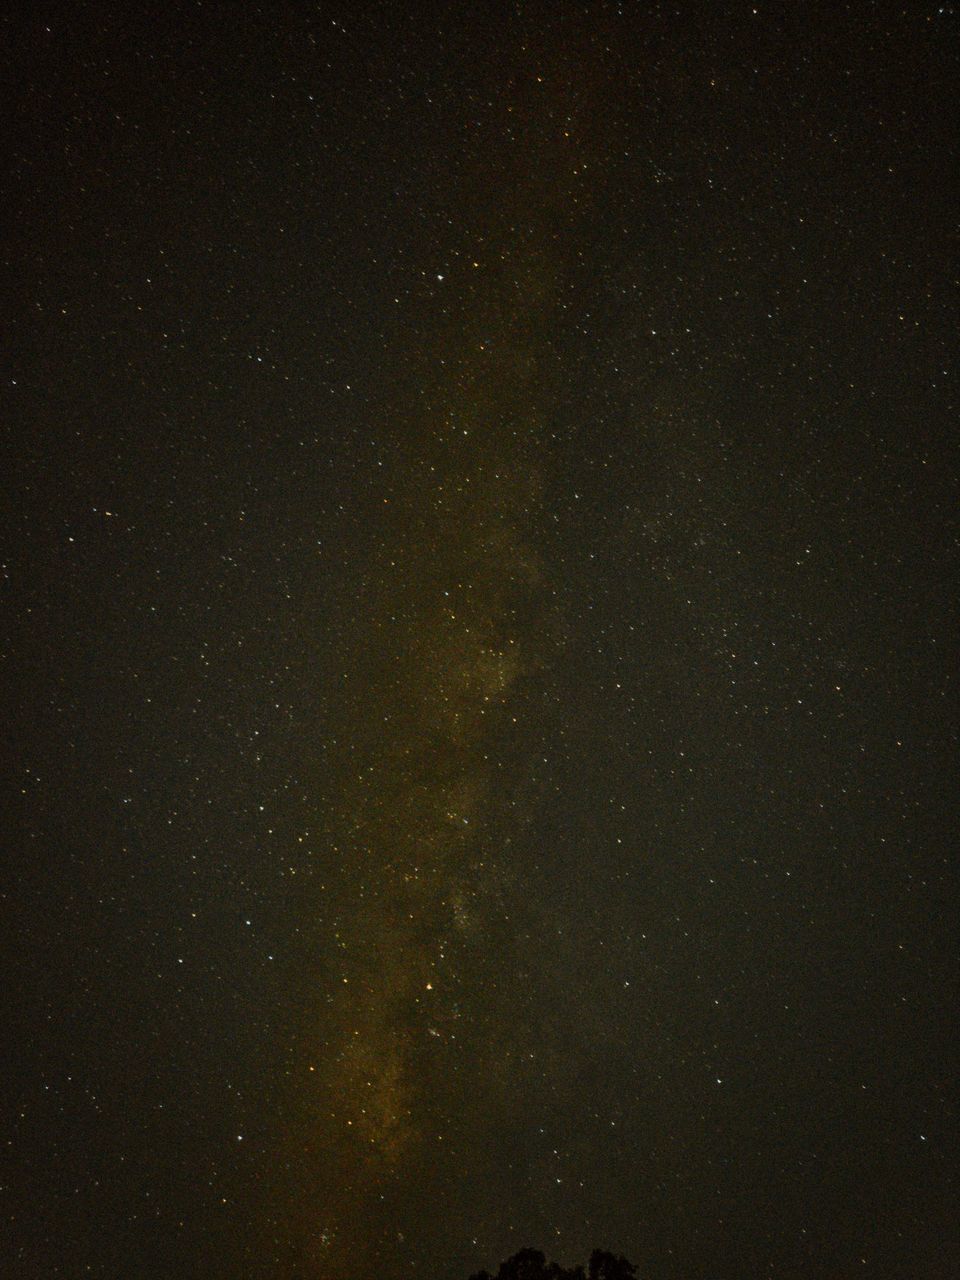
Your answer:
(468, 1246), (637, 1280)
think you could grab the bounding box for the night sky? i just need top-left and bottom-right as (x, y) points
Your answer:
(3, 3), (957, 1278)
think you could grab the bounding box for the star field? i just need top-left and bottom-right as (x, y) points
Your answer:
(2, 4), (957, 1278)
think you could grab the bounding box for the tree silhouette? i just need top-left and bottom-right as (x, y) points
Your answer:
(588, 1250), (637, 1280)
(468, 1246), (636, 1280)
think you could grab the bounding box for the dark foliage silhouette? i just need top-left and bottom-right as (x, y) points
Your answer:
(468, 1246), (637, 1280)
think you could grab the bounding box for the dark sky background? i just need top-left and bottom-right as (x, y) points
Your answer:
(2, 3), (957, 1278)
